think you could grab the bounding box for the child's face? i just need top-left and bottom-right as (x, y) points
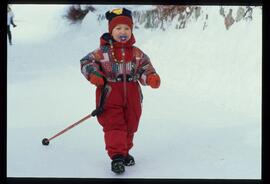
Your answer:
(111, 24), (132, 43)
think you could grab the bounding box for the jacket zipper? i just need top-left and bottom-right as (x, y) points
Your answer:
(121, 47), (127, 106)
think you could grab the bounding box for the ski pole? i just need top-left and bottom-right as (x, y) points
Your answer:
(42, 113), (92, 146)
(42, 84), (108, 146)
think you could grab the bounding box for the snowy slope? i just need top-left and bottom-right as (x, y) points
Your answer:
(7, 5), (262, 179)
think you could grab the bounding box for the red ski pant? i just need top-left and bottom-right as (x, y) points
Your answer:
(96, 82), (142, 159)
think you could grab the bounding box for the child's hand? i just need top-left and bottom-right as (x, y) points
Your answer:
(147, 74), (160, 89)
(89, 72), (104, 87)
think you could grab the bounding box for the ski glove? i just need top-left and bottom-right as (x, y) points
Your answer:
(147, 73), (160, 89)
(89, 71), (104, 87)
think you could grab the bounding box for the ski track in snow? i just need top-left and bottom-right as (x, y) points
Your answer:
(7, 5), (261, 178)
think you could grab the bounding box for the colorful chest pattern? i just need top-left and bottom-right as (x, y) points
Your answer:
(93, 46), (143, 81)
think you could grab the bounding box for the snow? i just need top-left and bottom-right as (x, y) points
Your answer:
(7, 5), (262, 179)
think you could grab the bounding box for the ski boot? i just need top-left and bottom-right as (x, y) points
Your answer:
(124, 154), (135, 166)
(111, 155), (125, 174)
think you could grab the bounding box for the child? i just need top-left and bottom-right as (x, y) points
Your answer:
(80, 8), (160, 174)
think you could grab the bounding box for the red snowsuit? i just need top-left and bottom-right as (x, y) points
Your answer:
(80, 33), (157, 159)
